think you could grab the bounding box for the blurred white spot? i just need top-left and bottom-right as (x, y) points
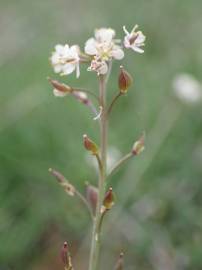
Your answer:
(93, 106), (103, 121)
(107, 146), (121, 172)
(173, 73), (202, 104)
(53, 88), (68, 97)
(85, 146), (121, 173)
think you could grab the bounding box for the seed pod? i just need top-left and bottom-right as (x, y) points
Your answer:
(48, 78), (72, 97)
(118, 66), (133, 94)
(114, 252), (124, 270)
(83, 134), (98, 155)
(61, 242), (69, 266)
(49, 168), (75, 196)
(60, 242), (73, 270)
(86, 183), (98, 214)
(72, 91), (89, 105)
(132, 134), (145, 155)
(103, 187), (115, 210)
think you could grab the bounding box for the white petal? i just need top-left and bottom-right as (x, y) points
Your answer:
(123, 37), (131, 48)
(51, 53), (60, 65)
(112, 47), (124, 60)
(123, 26), (129, 35)
(95, 28), (115, 43)
(53, 89), (68, 97)
(135, 32), (146, 44)
(63, 44), (72, 57)
(53, 65), (62, 73)
(70, 45), (80, 57)
(62, 63), (76, 75)
(85, 38), (97, 55)
(131, 24), (138, 33)
(132, 46), (144, 54)
(98, 62), (108, 74)
(55, 44), (64, 53)
(76, 63), (80, 78)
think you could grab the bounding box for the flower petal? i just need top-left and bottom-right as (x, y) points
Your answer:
(123, 26), (129, 35)
(95, 28), (115, 43)
(132, 46), (144, 54)
(98, 61), (108, 74)
(135, 32), (146, 44)
(51, 53), (60, 65)
(112, 47), (124, 60)
(53, 65), (62, 73)
(62, 63), (76, 75)
(85, 38), (97, 55)
(76, 63), (80, 78)
(55, 44), (65, 53)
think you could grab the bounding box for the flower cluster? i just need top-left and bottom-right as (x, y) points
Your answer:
(50, 25), (146, 78)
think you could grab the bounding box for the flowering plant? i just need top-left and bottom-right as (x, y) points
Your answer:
(48, 25), (146, 270)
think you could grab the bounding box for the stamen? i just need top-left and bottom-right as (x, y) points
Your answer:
(129, 33), (138, 45)
(93, 106), (103, 120)
(131, 24), (138, 33)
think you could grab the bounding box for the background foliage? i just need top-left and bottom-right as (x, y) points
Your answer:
(0, 0), (202, 269)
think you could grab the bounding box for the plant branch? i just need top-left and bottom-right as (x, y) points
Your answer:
(74, 189), (94, 221)
(107, 92), (122, 115)
(95, 153), (103, 173)
(49, 168), (93, 221)
(108, 152), (133, 178)
(73, 88), (99, 103)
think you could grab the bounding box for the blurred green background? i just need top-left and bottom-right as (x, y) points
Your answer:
(1, 0), (202, 269)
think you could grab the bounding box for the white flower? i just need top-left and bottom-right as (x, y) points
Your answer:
(95, 28), (115, 43)
(123, 25), (146, 53)
(51, 44), (80, 78)
(173, 73), (202, 104)
(84, 27), (124, 70)
(88, 57), (108, 75)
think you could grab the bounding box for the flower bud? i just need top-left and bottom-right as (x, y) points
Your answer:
(115, 252), (124, 270)
(83, 134), (98, 155)
(61, 241), (73, 270)
(49, 168), (75, 196)
(132, 134), (145, 155)
(48, 78), (73, 97)
(118, 66), (133, 94)
(103, 187), (115, 210)
(61, 241), (69, 266)
(86, 183), (98, 214)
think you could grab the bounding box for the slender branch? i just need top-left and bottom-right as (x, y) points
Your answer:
(95, 153), (103, 173)
(73, 88), (99, 103)
(98, 209), (108, 234)
(107, 92), (122, 115)
(108, 152), (133, 178)
(74, 189), (94, 221)
(49, 168), (93, 221)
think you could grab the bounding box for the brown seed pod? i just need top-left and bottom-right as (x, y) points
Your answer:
(118, 66), (133, 94)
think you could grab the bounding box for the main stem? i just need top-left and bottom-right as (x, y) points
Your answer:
(88, 75), (107, 270)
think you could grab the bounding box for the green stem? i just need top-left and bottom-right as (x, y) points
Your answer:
(88, 74), (108, 270)
(74, 189), (94, 221)
(108, 152), (133, 178)
(107, 92), (122, 115)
